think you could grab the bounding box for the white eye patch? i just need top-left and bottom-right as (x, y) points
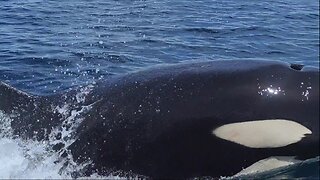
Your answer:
(213, 119), (312, 148)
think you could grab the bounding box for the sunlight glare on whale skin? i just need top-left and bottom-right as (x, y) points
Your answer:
(213, 119), (312, 148)
(1, 60), (318, 179)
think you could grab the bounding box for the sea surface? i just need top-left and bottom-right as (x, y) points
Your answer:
(0, 0), (319, 179)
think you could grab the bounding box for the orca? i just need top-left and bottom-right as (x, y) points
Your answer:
(0, 60), (319, 178)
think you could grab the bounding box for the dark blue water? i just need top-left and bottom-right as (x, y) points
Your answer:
(0, 0), (319, 95)
(0, 0), (319, 178)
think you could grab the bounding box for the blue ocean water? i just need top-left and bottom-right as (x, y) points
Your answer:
(0, 0), (319, 95)
(0, 0), (319, 179)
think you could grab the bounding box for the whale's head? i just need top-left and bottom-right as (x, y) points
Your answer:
(193, 61), (319, 152)
(67, 60), (320, 178)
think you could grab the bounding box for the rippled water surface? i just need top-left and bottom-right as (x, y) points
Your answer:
(0, 0), (319, 94)
(0, 0), (319, 179)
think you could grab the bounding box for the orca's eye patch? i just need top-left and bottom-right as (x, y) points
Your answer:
(213, 119), (311, 148)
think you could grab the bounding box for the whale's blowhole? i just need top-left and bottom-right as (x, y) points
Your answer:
(290, 63), (304, 71)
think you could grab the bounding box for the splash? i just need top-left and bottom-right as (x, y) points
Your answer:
(0, 86), (122, 179)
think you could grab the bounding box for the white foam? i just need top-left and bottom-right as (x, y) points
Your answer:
(0, 111), (68, 178)
(0, 136), (123, 179)
(0, 137), (69, 179)
(0, 86), (123, 179)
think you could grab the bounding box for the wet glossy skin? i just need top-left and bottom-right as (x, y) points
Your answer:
(1, 60), (319, 178)
(71, 60), (319, 178)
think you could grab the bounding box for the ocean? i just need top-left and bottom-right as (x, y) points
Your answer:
(0, 0), (319, 179)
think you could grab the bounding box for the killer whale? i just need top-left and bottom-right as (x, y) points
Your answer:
(0, 60), (319, 178)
